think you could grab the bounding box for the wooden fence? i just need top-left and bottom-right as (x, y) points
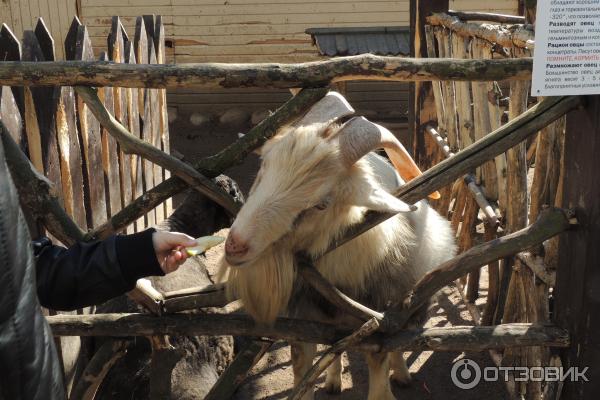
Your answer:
(0, 15), (172, 240)
(0, 8), (589, 400)
(419, 11), (565, 399)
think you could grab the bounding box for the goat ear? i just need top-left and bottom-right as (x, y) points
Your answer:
(355, 188), (417, 213)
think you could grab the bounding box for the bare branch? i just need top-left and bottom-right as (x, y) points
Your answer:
(75, 86), (241, 216)
(0, 56), (532, 88)
(45, 313), (569, 352)
(69, 339), (130, 400)
(86, 87), (328, 240)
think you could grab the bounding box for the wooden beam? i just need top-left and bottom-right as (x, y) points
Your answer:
(410, 0), (449, 161)
(0, 57), (532, 89)
(45, 313), (569, 352)
(203, 339), (272, 400)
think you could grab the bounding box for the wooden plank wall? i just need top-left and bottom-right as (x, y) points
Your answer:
(0, 0), (77, 59)
(79, 0), (411, 63)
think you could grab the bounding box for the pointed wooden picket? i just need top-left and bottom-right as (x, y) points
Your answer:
(124, 39), (146, 231)
(135, 16), (156, 227)
(98, 51), (123, 219)
(109, 17), (134, 232)
(73, 23), (108, 229)
(154, 15), (172, 218)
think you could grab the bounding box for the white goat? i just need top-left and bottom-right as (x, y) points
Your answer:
(218, 92), (457, 400)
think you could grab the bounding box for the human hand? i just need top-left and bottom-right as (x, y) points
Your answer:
(152, 231), (197, 274)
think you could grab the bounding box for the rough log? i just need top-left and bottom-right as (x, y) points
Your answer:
(75, 86), (241, 216)
(427, 13), (535, 49)
(382, 207), (575, 331)
(162, 283), (229, 312)
(447, 10), (526, 24)
(203, 339), (272, 400)
(481, 224), (501, 325)
(45, 313), (569, 352)
(289, 318), (379, 400)
(69, 340), (130, 400)
(517, 251), (556, 286)
(85, 87), (327, 240)
(0, 56), (533, 89)
(0, 121), (85, 245)
(297, 257), (384, 324)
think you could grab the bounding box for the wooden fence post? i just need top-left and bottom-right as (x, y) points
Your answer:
(554, 95), (600, 399)
(409, 0), (448, 164)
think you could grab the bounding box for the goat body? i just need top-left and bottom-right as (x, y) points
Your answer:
(219, 108), (456, 400)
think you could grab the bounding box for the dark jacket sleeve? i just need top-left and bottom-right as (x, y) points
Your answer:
(35, 229), (164, 311)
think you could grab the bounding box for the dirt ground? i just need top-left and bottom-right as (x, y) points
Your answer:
(203, 237), (506, 400)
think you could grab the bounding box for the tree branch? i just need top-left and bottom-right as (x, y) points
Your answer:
(45, 313), (569, 352)
(69, 339), (130, 400)
(203, 339), (273, 400)
(85, 87), (328, 240)
(75, 86), (241, 216)
(0, 56), (532, 88)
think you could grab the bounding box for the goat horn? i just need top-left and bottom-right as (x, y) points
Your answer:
(338, 117), (441, 200)
(295, 91), (355, 127)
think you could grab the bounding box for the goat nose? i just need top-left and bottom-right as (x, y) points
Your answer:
(225, 232), (249, 257)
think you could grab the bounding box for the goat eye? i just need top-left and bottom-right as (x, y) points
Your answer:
(314, 196), (331, 210)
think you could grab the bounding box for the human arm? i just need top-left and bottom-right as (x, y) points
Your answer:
(35, 229), (196, 311)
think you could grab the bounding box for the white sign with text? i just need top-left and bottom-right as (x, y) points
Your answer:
(532, 0), (600, 96)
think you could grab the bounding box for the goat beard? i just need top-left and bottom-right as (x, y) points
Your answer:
(217, 245), (296, 324)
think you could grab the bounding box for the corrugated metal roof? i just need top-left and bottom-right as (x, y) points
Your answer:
(305, 27), (410, 57)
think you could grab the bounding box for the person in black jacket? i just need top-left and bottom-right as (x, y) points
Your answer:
(0, 131), (198, 400)
(34, 228), (198, 311)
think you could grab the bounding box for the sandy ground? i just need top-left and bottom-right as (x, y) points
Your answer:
(204, 238), (506, 400)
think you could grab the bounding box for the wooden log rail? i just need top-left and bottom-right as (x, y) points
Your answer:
(427, 12), (535, 50)
(0, 56), (533, 89)
(46, 312), (568, 353)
